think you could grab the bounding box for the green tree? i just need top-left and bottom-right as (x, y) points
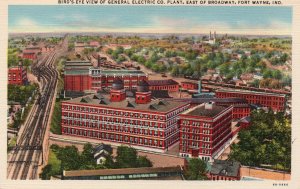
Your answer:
(137, 156), (152, 167)
(40, 165), (53, 180)
(115, 146), (138, 168)
(185, 158), (208, 180)
(80, 143), (97, 169)
(229, 110), (291, 171)
(57, 146), (82, 171)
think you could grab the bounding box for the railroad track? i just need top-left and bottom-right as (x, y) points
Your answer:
(7, 36), (68, 180)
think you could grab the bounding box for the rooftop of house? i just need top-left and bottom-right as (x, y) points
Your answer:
(182, 102), (229, 118)
(210, 160), (241, 177)
(63, 93), (188, 113)
(93, 143), (113, 154)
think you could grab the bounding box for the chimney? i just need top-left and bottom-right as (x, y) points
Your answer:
(205, 101), (215, 110)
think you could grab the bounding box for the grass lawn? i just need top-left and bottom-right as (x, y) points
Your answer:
(7, 136), (17, 152)
(48, 149), (61, 174)
(50, 100), (62, 135)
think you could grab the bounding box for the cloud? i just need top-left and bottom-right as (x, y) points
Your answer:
(9, 17), (291, 36)
(16, 18), (38, 28)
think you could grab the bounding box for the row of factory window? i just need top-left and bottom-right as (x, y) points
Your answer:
(63, 116), (166, 129)
(62, 121), (170, 137)
(233, 108), (250, 113)
(181, 121), (212, 128)
(181, 135), (211, 141)
(62, 127), (165, 147)
(181, 129), (211, 135)
(218, 93), (284, 101)
(63, 107), (166, 121)
(166, 106), (189, 119)
(150, 85), (177, 90)
(181, 142), (211, 149)
(99, 173), (158, 180)
(62, 118), (167, 130)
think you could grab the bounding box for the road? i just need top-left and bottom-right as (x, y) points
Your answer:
(7, 36), (68, 180)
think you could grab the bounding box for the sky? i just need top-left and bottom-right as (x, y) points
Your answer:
(8, 6), (292, 35)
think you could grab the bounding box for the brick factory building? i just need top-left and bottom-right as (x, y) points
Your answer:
(216, 89), (286, 112)
(90, 69), (147, 91)
(8, 64), (27, 85)
(181, 81), (198, 91)
(22, 47), (41, 60)
(179, 102), (233, 161)
(232, 104), (251, 120)
(147, 79), (179, 92)
(64, 60), (148, 92)
(64, 61), (93, 92)
(61, 79), (190, 153)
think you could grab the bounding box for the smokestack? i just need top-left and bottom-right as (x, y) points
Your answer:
(97, 54), (101, 68)
(198, 80), (202, 94)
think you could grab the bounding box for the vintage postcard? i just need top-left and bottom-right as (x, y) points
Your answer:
(1, 0), (299, 188)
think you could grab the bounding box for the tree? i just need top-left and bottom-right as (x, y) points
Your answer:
(56, 146), (82, 171)
(229, 110), (291, 171)
(80, 143), (97, 169)
(115, 146), (138, 168)
(40, 165), (53, 180)
(106, 48), (113, 54)
(185, 158), (208, 180)
(137, 156), (152, 167)
(171, 65), (179, 76)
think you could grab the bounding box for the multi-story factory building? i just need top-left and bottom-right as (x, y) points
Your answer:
(179, 102), (233, 161)
(216, 89), (286, 112)
(64, 60), (148, 92)
(8, 64), (27, 85)
(61, 79), (189, 152)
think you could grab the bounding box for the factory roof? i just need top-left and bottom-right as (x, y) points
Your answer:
(64, 93), (187, 113)
(182, 102), (229, 118)
(147, 79), (179, 86)
(63, 166), (181, 177)
(216, 89), (286, 97)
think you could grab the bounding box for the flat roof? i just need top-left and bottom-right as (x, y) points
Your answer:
(99, 70), (146, 75)
(147, 79), (179, 86)
(182, 103), (228, 117)
(63, 166), (181, 177)
(170, 98), (247, 104)
(64, 69), (89, 75)
(64, 94), (188, 113)
(216, 89), (286, 97)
